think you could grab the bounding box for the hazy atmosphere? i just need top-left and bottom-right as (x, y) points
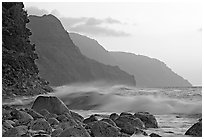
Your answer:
(24, 2), (202, 86)
(2, 2), (202, 137)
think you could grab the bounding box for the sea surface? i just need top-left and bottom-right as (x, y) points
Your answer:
(3, 83), (202, 137)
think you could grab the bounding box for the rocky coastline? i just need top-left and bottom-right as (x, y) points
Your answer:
(2, 96), (202, 137)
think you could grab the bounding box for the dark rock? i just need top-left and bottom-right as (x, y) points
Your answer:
(10, 109), (33, 125)
(39, 109), (50, 116)
(149, 133), (162, 137)
(30, 119), (52, 134)
(31, 96), (71, 115)
(3, 120), (14, 129)
(60, 118), (78, 130)
(70, 111), (84, 122)
(45, 113), (58, 120)
(100, 118), (117, 127)
(83, 115), (98, 124)
(59, 125), (90, 137)
(134, 128), (148, 136)
(118, 132), (131, 137)
(134, 112), (158, 128)
(3, 126), (28, 137)
(89, 121), (121, 137)
(47, 117), (59, 126)
(57, 114), (68, 122)
(185, 121), (202, 137)
(25, 109), (44, 120)
(33, 134), (51, 137)
(51, 128), (63, 137)
(120, 112), (133, 117)
(109, 113), (119, 121)
(115, 116), (145, 135)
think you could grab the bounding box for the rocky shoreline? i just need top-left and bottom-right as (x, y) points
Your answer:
(2, 96), (202, 137)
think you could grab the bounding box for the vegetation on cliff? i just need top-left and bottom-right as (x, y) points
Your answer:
(2, 2), (52, 99)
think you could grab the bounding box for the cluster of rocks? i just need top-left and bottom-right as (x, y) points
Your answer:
(2, 96), (160, 137)
(2, 95), (201, 137)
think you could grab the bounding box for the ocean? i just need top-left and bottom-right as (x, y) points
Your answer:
(3, 83), (202, 137)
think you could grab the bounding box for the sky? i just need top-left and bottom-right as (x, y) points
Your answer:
(24, 2), (202, 86)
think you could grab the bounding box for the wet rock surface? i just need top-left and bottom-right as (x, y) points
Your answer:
(134, 112), (158, 128)
(185, 121), (202, 137)
(31, 96), (71, 115)
(115, 115), (145, 135)
(3, 95), (162, 137)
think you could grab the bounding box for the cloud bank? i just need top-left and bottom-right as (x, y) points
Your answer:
(26, 6), (130, 37)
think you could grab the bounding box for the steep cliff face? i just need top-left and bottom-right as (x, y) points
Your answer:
(70, 33), (192, 87)
(27, 15), (136, 86)
(2, 2), (52, 99)
(70, 33), (116, 66)
(111, 52), (192, 87)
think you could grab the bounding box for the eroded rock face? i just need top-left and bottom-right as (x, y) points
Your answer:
(89, 121), (121, 137)
(185, 121), (202, 137)
(59, 125), (90, 137)
(115, 116), (145, 135)
(134, 112), (158, 128)
(31, 96), (71, 115)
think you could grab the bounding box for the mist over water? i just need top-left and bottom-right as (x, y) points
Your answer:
(4, 82), (201, 116)
(51, 82), (202, 115)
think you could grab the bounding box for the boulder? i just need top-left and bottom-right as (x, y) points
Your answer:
(100, 118), (117, 127)
(83, 115), (98, 124)
(3, 120), (14, 129)
(109, 113), (119, 121)
(25, 109), (44, 120)
(47, 117), (59, 127)
(39, 109), (50, 116)
(185, 121), (202, 137)
(3, 126), (28, 137)
(120, 112), (133, 117)
(149, 133), (162, 137)
(30, 119), (52, 134)
(59, 125), (90, 137)
(59, 118), (78, 130)
(10, 109), (33, 125)
(134, 128), (148, 136)
(134, 112), (158, 128)
(51, 128), (63, 137)
(115, 116), (145, 135)
(89, 121), (121, 137)
(45, 113), (58, 120)
(57, 114), (68, 122)
(31, 96), (71, 115)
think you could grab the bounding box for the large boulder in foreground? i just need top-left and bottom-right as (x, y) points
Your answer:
(89, 121), (121, 137)
(134, 112), (158, 128)
(185, 121), (202, 137)
(115, 116), (145, 135)
(31, 96), (70, 115)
